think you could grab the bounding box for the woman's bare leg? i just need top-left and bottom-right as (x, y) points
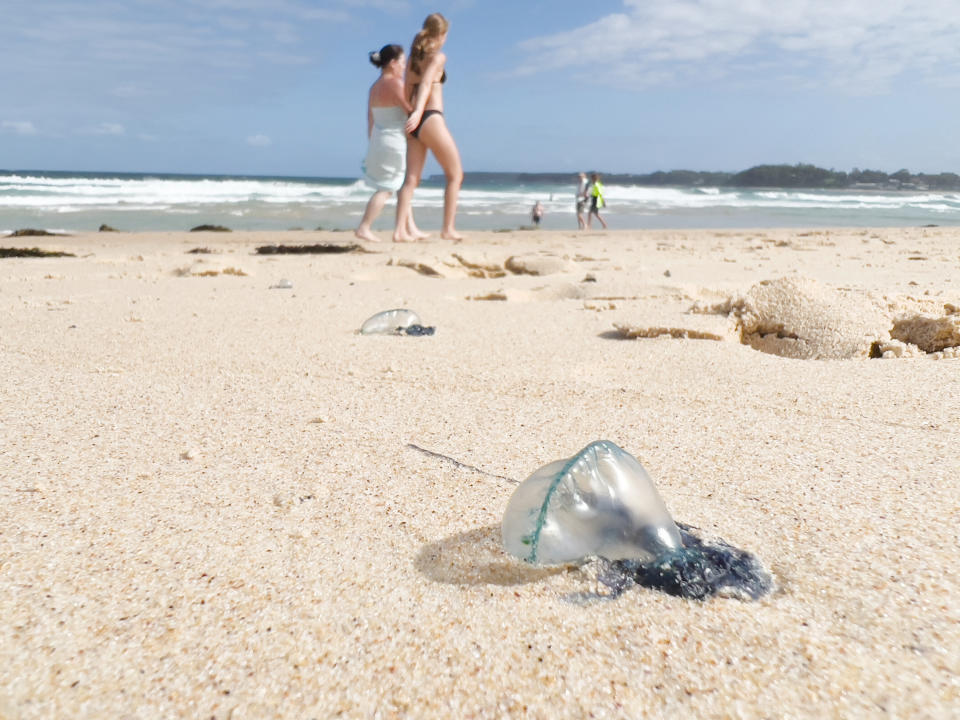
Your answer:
(417, 115), (463, 241)
(355, 190), (390, 242)
(393, 137), (428, 242)
(407, 207), (430, 240)
(403, 171), (429, 239)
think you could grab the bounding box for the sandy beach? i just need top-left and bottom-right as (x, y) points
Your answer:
(1, 227), (958, 718)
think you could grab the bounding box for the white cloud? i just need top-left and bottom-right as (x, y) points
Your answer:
(247, 134), (272, 146)
(258, 50), (311, 65)
(518, 0), (960, 92)
(261, 20), (299, 45)
(6, 1), (354, 83)
(189, 0), (351, 22)
(1, 120), (39, 135)
(328, 0), (408, 12)
(89, 123), (126, 136)
(112, 83), (148, 98)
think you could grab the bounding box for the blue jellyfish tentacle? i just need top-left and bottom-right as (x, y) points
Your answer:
(527, 444), (600, 564)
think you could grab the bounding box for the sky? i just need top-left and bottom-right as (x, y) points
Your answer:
(2, 0), (960, 177)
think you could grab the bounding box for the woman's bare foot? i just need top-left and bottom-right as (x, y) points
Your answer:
(355, 227), (382, 243)
(406, 220), (430, 241)
(440, 230), (464, 242)
(392, 232), (416, 243)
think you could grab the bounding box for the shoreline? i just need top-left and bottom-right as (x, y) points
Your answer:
(4, 213), (959, 237)
(4, 171), (960, 236)
(2, 227), (958, 717)
(2, 222), (958, 241)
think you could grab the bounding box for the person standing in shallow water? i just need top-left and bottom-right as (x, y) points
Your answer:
(531, 201), (544, 227)
(575, 172), (588, 229)
(393, 13), (464, 242)
(355, 44), (428, 243)
(587, 172), (608, 230)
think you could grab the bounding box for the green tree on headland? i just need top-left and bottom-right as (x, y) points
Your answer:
(849, 168), (889, 185)
(917, 172), (960, 189)
(731, 164), (847, 188)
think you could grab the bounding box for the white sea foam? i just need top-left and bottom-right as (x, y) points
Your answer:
(0, 174), (361, 208)
(2, 172), (958, 232)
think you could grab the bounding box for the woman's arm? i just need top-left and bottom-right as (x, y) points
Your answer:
(366, 84), (375, 138)
(405, 52), (445, 134)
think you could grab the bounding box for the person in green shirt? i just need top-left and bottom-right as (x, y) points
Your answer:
(587, 172), (608, 229)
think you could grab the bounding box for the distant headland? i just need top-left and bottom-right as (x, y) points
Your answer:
(5, 165), (959, 191)
(442, 164), (960, 191)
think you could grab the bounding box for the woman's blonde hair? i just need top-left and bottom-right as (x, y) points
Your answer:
(409, 13), (449, 75)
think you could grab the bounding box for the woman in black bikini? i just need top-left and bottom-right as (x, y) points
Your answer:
(393, 13), (463, 242)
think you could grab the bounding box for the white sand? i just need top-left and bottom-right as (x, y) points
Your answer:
(1, 227), (958, 718)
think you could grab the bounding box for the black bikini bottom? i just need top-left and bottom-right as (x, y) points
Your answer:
(410, 109), (443, 139)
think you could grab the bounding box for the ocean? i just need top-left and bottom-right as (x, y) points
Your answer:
(3, 170), (960, 234)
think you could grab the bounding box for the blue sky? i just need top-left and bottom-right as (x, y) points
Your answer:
(3, 0), (959, 177)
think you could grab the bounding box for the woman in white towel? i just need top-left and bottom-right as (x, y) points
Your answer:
(355, 44), (426, 243)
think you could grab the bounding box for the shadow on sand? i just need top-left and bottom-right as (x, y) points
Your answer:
(414, 524), (565, 587)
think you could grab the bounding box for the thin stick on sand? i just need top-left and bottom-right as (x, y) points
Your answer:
(406, 443), (518, 484)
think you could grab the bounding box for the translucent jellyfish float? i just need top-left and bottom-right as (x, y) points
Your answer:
(360, 309), (435, 336)
(502, 441), (772, 600)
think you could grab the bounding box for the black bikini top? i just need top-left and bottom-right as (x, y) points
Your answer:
(414, 70), (446, 86)
(410, 70), (446, 99)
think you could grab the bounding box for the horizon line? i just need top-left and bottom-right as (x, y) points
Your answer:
(2, 165), (959, 181)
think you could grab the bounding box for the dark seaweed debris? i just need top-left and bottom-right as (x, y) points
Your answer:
(8, 228), (69, 237)
(190, 224), (231, 232)
(598, 524), (773, 601)
(255, 243), (361, 255)
(0, 247), (76, 258)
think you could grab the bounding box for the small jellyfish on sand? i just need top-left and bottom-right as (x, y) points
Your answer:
(502, 441), (772, 600)
(360, 308), (435, 336)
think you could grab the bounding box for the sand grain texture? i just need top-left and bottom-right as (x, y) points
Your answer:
(1, 228), (959, 719)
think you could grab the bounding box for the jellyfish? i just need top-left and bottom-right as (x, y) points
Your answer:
(360, 309), (435, 336)
(501, 441), (772, 600)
